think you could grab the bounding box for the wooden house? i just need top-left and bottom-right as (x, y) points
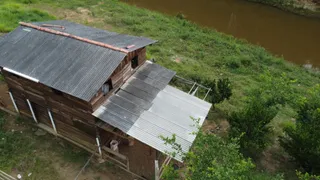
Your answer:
(0, 20), (211, 179)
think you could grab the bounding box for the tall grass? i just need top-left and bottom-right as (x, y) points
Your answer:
(0, 2), (55, 32)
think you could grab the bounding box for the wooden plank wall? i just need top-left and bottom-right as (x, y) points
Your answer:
(3, 71), (97, 150)
(90, 47), (147, 111)
(2, 46), (154, 178)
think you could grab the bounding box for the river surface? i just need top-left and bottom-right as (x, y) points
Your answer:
(122, 0), (320, 67)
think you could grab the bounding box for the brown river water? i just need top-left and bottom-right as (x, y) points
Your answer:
(122, 0), (320, 67)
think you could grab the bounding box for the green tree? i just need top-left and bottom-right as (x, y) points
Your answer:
(161, 121), (283, 180)
(210, 78), (232, 106)
(297, 171), (320, 180)
(280, 85), (320, 174)
(228, 72), (295, 156)
(228, 95), (278, 156)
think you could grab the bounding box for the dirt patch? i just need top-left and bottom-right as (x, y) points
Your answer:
(52, 157), (135, 180)
(257, 141), (297, 178)
(31, 5), (112, 31)
(202, 119), (229, 137)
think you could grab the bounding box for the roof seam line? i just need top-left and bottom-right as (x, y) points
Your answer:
(19, 22), (129, 54)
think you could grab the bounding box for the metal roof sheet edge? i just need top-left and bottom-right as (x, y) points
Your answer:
(19, 22), (130, 54)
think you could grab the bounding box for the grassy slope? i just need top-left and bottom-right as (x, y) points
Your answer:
(34, 0), (319, 116)
(2, 0), (319, 114)
(0, 1), (55, 32)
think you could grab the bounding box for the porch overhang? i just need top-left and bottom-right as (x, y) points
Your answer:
(93, 61), (212, 162)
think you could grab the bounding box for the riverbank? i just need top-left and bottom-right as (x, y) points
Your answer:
(248, 0), (320, 18)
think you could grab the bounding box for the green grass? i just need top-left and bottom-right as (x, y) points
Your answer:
(0, 114), (89, 179)
(1, 0), (318, 114)
(35, 0), (319, 114)
(0, 2), (55, 32)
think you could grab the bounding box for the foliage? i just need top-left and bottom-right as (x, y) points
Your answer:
(162, 131), (254, 180)
(161, 164), (180, 180)
(210, 78), (232, 106)
(0, 113), (88, 179)
(0, 2), (55, 33)
(162, 119), (283, 180)
(250, 72), (297, 107)
(297, 171), (320, 180)
(228, 72), (295, 156)
(280, 85), (320, 174)
(228, 94), (278, 156)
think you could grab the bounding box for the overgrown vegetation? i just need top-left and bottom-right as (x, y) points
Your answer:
(248, 0), (320, 18)
(0, 114), (90, 179)
(280, 85), (320, 174)
(229, 72), (296, 157)
(209, 78), (232, 106)
(0, 2), (55, 32)
(162, 123), (283, 180)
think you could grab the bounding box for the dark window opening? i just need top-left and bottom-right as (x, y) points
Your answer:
(52, 88), (63, 96)
(131, 56), (139, 69)
(102, 79), (113, 95)
(73, 119), (96, 136)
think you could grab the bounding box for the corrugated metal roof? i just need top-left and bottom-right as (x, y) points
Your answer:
(93, 61), (212, 162)
(32, 20), (157, 52)
(0, 21), (156, 101)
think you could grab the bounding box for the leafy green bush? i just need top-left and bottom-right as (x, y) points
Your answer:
(161, 164), (180, 180)
(229, 72), (295, 156)
(280, 85), (320, 174)
(162, 121), (283, 180)
(210, 78), (232, 106)
(229, 94), (278, 156)
(297, 171), (320, 180)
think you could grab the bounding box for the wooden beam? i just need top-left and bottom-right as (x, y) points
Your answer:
(102, 146), (127, 161)
(19, 22), (129, 54)
(155, 160), (160, 180)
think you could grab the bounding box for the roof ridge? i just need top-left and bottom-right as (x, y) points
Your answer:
(19, 22), (129, 54)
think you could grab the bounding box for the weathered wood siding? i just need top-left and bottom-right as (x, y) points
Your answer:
(3, 70), (97, 150)
(90, 47), (147, 110)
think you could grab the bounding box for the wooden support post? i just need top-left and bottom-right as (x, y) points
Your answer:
(155, 160), (160, 180)
(47, 109), (57, 134)
(8, 91), (19, 113)
(26, 99), (38, 123)
(96, 137), (102, 156)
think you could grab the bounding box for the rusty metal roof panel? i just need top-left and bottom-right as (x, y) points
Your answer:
(93, 61), (212, 162)
(32, 20), (157, 52)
